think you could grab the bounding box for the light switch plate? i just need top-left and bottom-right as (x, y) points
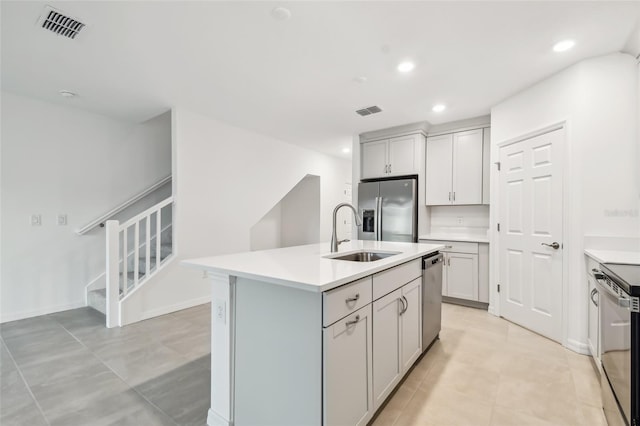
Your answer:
(57, 214), (67, 226)
(30, 214), (42, 226)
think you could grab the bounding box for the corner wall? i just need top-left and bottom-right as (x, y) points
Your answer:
(0, 92), (171, 322)
(119, 108), (351, 324)
(490, 52), (639, 350)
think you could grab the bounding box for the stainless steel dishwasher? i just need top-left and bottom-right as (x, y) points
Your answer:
(422, 252), (443, 351)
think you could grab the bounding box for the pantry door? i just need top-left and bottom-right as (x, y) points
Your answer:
(498, 127), (564, 342)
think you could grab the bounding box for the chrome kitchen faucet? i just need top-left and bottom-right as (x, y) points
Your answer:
(330, 203), (362, 253)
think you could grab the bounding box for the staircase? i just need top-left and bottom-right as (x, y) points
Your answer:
(86, 196), (174, 327)
(87, 224), (173, 315)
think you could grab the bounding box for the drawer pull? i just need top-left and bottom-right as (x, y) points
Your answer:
(345, 315), (360, 327)
(345, 294), (360, 303)
(445, 245), (453, 248)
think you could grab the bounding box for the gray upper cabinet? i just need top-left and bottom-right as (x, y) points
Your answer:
(361, 134), (422, 179)
(425, 127), (490, 206)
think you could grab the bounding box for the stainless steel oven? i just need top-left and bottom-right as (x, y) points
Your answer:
(595, 263), (640, 426)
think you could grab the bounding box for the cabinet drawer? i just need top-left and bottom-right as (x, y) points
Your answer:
(423, 240), (478, 254)
(323, 277), (373, 327)
(372, 259), (421, 300)
(585, 255), (600, 278)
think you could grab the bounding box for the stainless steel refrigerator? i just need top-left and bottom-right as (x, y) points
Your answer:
(357, 178), (417, 242)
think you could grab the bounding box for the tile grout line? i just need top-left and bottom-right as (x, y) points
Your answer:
(53, 316), (181, 426)
(0, 335), (52, 426)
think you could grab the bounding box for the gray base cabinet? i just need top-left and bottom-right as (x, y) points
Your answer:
(323, 305), (373, 426)
(323, 259), (423, 425)
(420, 240), (489, 304)
(585, 254), (600, 364)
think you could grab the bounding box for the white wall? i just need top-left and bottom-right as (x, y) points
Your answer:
(120, 108), (351, 324)
(491, 52), (639, 351)
(249, 174), (321, 250)
(249, 203), (282, 251)
(281, 175), (320, 247)
(0, 92), (171, 322)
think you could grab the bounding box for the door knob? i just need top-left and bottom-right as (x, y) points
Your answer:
(541, 242), (560, 250)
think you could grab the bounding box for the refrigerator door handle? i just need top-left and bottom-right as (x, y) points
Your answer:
(377, 196), (383, 241)
(374, 196), (379, 240)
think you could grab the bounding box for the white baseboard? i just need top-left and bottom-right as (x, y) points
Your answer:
(139, 295), (212, 322)
(0, 301), (85, 323)
(565, 338), (590, 355)
(207, 409), (229, 426)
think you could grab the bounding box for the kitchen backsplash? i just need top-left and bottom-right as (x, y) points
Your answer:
(429, 205), (490, 235)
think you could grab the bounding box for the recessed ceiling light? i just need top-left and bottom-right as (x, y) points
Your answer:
(271, 7), (291, 21)
(397, 61), (415, 73)
(432, 104), (446, 112)
(553, 40), (575, 52)
(342, 147), (351, 154)
(59, 90), (77, 98)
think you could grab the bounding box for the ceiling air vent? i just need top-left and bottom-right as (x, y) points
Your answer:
(356, 106), (382, 117)
(38, 6), (85, 40)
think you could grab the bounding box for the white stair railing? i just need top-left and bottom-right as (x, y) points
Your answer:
(105, 196), (174, 328)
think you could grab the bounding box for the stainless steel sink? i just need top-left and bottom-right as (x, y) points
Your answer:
(328, 251), (399, 262)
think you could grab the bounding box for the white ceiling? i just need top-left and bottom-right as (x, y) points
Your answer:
(2, 1), (639, 158)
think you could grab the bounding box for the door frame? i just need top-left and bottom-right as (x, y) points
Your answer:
(490, 120), (576, 350)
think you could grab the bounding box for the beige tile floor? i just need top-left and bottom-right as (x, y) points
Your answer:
(371, 303), (606, 426)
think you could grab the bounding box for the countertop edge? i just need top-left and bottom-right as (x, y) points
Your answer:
(182, 245), (444, 293)
(584, 248), (640, 265)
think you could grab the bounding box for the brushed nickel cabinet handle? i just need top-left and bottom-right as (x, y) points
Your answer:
(345, 294), (360, 303)
(345, 315), (360, 327)
(590, 288), (598, 307)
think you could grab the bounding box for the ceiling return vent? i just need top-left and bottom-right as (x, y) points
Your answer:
(356, 106), (382, 117)
(38, 6), (85, 39)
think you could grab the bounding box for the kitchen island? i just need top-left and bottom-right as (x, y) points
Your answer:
(182, 240), (443, 426)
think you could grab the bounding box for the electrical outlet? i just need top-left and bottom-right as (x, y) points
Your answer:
(457, 216), (463, 225)
(57, 214), (67, 226)
(214, 299), (226, 324)
(30, 214), (42, 226)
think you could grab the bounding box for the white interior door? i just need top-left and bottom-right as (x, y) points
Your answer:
(498, 128), (564, 342)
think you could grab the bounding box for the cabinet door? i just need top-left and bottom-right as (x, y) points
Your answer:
(482, 128), (491, 205)
(442, 253), (449, 296)
(425, 134), (453, 205)
(400, 278), (422, 373)
(388, 135), (416, 176)
(452, 129), (483, 205)
(324, 306), (373, 426)
(361, 140), (388, 179)
(372, 289), (402, 409)
(447, 253), (479, 301)
(587, 276), (599, 361)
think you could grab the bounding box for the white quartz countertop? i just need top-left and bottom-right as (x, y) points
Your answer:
(584, 249), (640, 265)
(182, 240), (444, 293)
(419, 234), (490, 244)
